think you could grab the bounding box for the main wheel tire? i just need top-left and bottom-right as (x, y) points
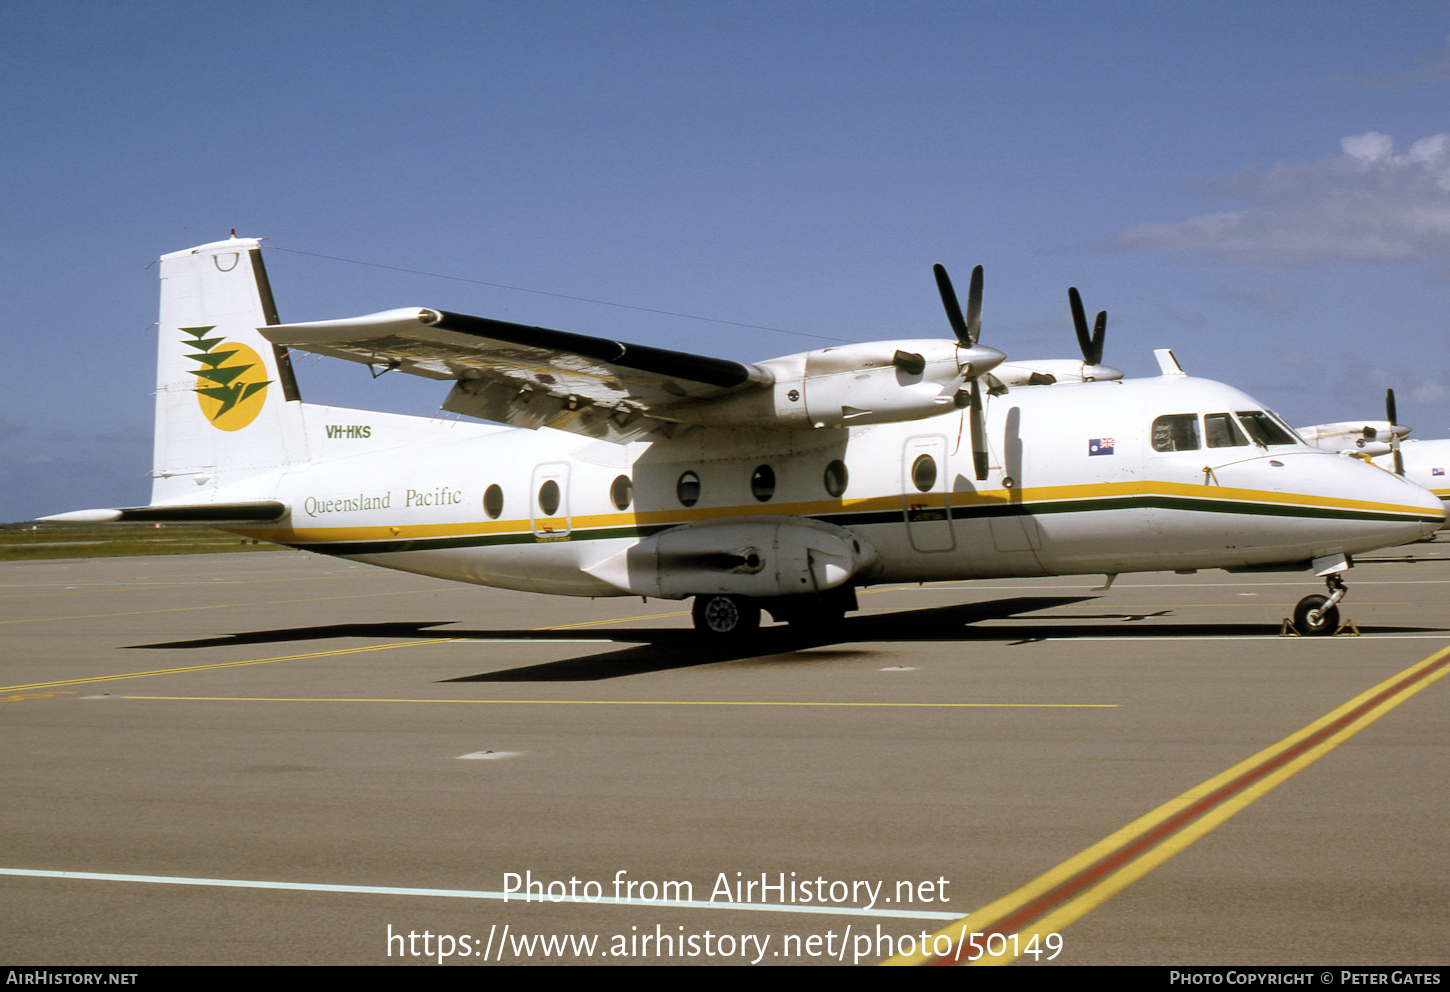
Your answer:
(1293, 594), (1340, 636)
(692, 594), (761, 637)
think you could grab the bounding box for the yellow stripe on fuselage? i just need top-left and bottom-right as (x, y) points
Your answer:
(221, 479), (1438, 547)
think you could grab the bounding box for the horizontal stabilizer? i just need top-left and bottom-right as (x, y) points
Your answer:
(41, 501), (288, 524)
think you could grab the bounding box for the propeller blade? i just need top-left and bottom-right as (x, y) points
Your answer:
(1069, 287), (1089, 357)
(934, 264), (972, 347)
(1068, 287), (1107, 367)
(964, 264), (983, 346)
(1387, 388), (1405, 475)
(969, 378), (989, 480)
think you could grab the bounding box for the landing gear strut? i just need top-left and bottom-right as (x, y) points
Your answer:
(1292, 573), (1347, 636)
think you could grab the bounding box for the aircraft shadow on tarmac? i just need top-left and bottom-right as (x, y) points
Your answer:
(124, 594), (1450, 682)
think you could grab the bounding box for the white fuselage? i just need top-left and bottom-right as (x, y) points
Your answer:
(217, 375), (1445, 598)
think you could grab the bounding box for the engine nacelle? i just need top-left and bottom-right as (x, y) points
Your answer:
(993, 358), (1124, 386)
(1296, 420), (1409, 453)
(671, 339), (1005, 430)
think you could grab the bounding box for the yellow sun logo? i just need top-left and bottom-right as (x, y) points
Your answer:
(181, 325), (272, 431)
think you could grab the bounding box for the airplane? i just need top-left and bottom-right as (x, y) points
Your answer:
(43, 236), (1445, 639)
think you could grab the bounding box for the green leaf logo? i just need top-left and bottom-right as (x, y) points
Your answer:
(182, 325), (272, 431)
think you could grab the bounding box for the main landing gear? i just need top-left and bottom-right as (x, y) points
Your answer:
(1291, 572), (1347, 636)
(691, 594), (761, 637)
(690, 587), (858, 637)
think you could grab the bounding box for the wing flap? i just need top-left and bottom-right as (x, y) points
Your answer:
(438, 377), (682, 443)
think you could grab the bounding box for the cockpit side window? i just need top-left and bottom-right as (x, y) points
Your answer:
(1151, 414), (1200, 452)
(1237, 411), (1297, 447)
(1205, 412), (1249, 448)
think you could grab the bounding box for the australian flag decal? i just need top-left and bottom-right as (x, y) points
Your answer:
(1089, 437), (1115, 456)
(1434, 467), (1444, 477)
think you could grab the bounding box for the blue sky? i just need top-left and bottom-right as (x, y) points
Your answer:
(5, 1), (1450, 521)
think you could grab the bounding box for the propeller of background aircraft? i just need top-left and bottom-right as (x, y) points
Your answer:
(934, 264), (990, 480)
(1387, 388), (1405, 476)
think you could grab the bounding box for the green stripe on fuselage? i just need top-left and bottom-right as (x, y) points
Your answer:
(278, 493), (1438, 557)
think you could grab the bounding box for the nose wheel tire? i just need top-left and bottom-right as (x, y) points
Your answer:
(692, 594), (761, 637)
(1292, 594), (1340, 636)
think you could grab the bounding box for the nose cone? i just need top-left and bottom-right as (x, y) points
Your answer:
(1400, 476), (1446, 537)
(1332, 455), (1445, 551)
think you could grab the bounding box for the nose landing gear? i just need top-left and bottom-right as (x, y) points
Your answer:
(1290, 572), (1348, 636)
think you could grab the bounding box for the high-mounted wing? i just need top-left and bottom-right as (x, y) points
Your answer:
(262, 308), (772, 443)
(263, 268), (1015, 442)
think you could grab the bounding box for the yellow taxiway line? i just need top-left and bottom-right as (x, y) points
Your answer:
(885, 644), (1450, 966)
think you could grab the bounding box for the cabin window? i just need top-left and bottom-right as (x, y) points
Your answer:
(823, 459), (849, 498)
(676, 470), (700, 507)
(751, 465), (776, 502)
(538, 479), (561, 516)
(1151, 414), (1200, 452)
(483, 484), (504, 519)
(911, 453), (938, 492)
(1237, 411), (1297, 447)
(610, 475), (633, 511)
(1205, 413), (1249, 448)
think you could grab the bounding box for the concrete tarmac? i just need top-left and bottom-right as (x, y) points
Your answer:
(3, 546), (1448, 966)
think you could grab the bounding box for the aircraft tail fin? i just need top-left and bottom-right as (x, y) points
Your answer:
(152, 237), (309, 505)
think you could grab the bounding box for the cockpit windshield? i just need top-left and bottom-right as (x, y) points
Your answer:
(1152, 410), (1301, 453)
(1236, 411), (1298, 447)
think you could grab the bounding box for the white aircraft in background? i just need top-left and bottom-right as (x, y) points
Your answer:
(1298, 389), (1450, 529)
(45, 237), (1444, 637)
